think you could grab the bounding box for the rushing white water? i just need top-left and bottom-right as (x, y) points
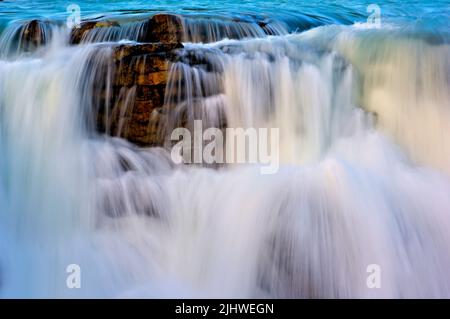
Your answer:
(0, 19), (450, 298)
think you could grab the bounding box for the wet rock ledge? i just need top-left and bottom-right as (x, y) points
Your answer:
(15, 19), (52, 52)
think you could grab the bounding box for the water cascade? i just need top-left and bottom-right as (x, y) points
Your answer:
(0, 3), (450, 298)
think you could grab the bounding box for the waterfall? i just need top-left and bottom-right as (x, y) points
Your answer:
(181, 16), (289, 42)
(0, 9), (450, 298)
(0, 38), (99, 296)
(0, 20), (61, 58)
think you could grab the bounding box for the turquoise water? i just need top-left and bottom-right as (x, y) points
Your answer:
(1, 0), (449, 30)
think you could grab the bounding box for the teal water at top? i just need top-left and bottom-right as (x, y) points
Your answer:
(1, 0), (450, 299)
(0, 0), (449, 31)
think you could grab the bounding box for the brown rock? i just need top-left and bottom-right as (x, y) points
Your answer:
(76, 14), (231, 147)
(138, 14), (183, 43)
(134, 86), (164, 102)
(137, 71), (168, 86)
(93, 43), (183, 146)
(111, 43), (181, 88)
(69, 14), (183, 45)
(121, 108), (166, 146)
(113, 42), (181, 60)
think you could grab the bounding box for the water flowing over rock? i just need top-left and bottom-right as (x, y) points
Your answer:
(0, 19), (55, 56)
(70, 20), (120, 44)
(66, 14), (195, 146)
(138, 14), (184, 44)
(69, 14), (184, 45)
(92, 42), (183, 146)
(1, 2), (450, 298)
(64, 12), (323, 148)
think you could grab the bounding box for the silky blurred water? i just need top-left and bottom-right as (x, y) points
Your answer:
(0, 0), (450, 298)
(1, 0), (449, 30)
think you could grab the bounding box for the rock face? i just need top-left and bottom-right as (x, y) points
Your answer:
(23, 13), (224, 146)
(138, 13), (183, 43)
(95, 42), (183, 146)
(70, 13), (183, 45)
(71, 14), (227, 146)
(19, 20), (49, 51)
